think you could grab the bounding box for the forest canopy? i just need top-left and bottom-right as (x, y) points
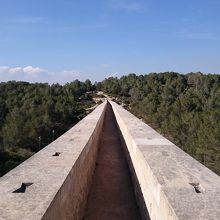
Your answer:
(0, 72), (220, 176)
(97, 72), (220, 175)
(0, 79), (94, 176)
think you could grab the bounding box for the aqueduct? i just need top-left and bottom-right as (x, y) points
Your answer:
(0, 101), (220, 220)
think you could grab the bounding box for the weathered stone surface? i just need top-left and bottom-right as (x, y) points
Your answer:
(0, 101), (107, 220)
(110, 100), (220, 220)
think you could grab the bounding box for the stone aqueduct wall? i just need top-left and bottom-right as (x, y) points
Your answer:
(0, 100), (220, 220)
(110, 101), (220, 220)
(0, 101), (107, 220)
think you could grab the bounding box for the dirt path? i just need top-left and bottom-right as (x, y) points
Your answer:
(83, 104), (141, 220)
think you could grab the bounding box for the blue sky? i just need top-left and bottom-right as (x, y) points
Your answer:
(0, 0), (220, 83)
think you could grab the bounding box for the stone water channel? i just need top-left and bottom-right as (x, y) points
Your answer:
(83, 103), (142, 220)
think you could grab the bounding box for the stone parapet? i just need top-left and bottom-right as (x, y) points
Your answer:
(0, 101), (107, 220)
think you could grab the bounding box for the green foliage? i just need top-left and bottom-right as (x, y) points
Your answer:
(98, 72), (220, 175)
(1, 73), (220, 177)
(0, 80), (93, 176)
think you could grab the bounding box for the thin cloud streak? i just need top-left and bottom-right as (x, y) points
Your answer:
(7, 16), (48, 25)
(184, 32), (215, 40)
(107, 0), (143, 12)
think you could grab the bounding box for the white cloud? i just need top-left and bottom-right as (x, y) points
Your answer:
(9, 67), (23, 74)
(0, 66), (82, 84)
(0, 66), (10, 73)
(0, 65), (45, 77)
(0, 65), (47, 82)
(23, 66), (45, 77)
